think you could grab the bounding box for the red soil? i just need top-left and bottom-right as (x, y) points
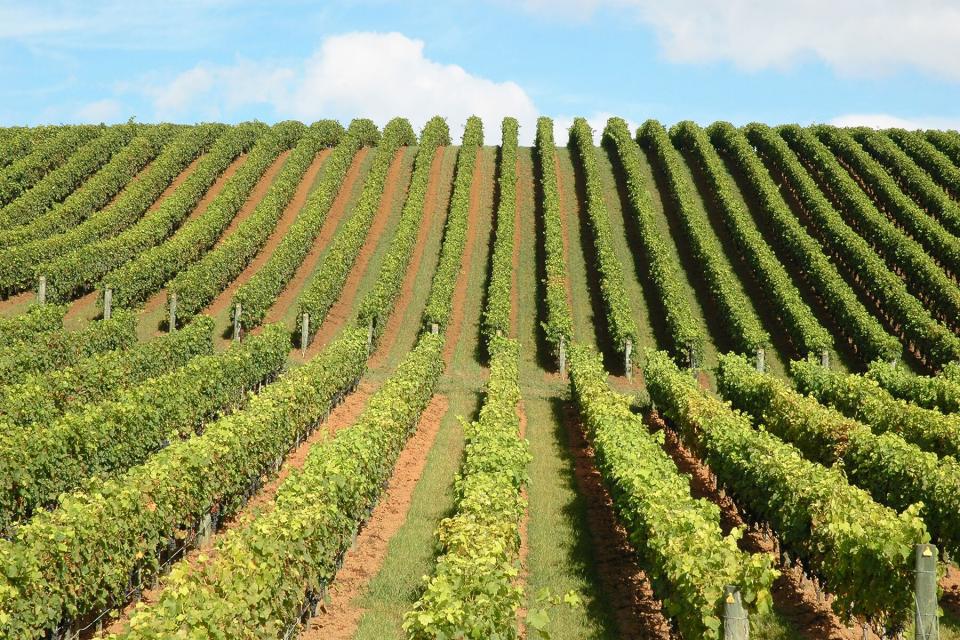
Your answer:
(212, 150), (290, 248)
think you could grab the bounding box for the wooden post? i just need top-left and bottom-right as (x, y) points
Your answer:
(168, 293), (177, 332)
(915, 543), (939, 640)
(820, 349), (830, 368)
(37, 276), (46, 304)
(755, 347), (765, 373)
(722, 585), (749, 639)
(431, 322), (439, 335)
(624, 339), (633, 380)
(367, 316), (376, 351)
(301, 313), (310, 356)
(233, 303), (242, 342)
(103, 287), (112, 320)
(687, 342), (698, 371)
(558, 338), (566, 376)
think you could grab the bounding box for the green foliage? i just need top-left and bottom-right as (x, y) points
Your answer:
(535, 117), (574, 354)
(0, 124), (138, 230)
(866, 360), (960, 413)
(0, 303), (66, 348)
(0, 124), (225, 294)
(640, 120), (769, 354)
(482, 117), (518, 343)
(0, 126), (62, 170)
(168, 120), (345, 322)
(104, 121), (307, 309)
(792, 358), (960, 459)
(569, 344), (775, 638)
(422, 116), (483, 331)
(0, 309), (136, 385)
(746, 123), (960, 368)
(569, 118), (639, 361)
(0, 323), (288, 532)
(0, 127), (178, 247)
(718, 352), (960, 559)
(780, 125), (960, 338)
(708, 122), (900, 364)
(0, 315), (213, 429)
(40, 123), (265, 302)
(357, 116), (450, 344)
(296, 118), (416, 344)
(232, 118), (380, 331)
(602, 117), (703, 364)
(673, 121), (832, 357)
(818, 125), (960, 280)
(0, 327), (368, 639)
(645, 349), (927, 628)
(114, 332), (444, 638)
(0, 125), (103, 206)
(926, 130), (960, 167)
(405, 337), (530, 639)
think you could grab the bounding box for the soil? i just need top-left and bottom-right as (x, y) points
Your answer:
(305, 149), (407, 357)
(442, 148), (484, 365)
(182, 154), (246, 226)
(369, 147), (445, 369)
(299, 394), (450, 640)
(649, 411), (874, 640)
(0, 291), (36, 316)
(63, 290), (100, 329)
(212, 150), (290, 248)
(203, 149), (332, 319)
(262, 148), (370, 327)
(942, 563), (960, 613)
(562, 402), (674, 639)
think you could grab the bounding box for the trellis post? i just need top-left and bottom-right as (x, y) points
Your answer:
(168, 293), (177, 332)
(38, 276), (46, 304)
(301, 313), (310, 356)
(558, 337), (566, 376)
(755, 347), (765, 372)
(915, 543), (939, 640)
(820, 349), (830, 368)
(103, 287), (112, 320)
(233, 303), (242, 342)
(624, 338), (633, 380)
(722, 585), (749, 639)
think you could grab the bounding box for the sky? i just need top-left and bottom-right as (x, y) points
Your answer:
(1, 0), (959, 144)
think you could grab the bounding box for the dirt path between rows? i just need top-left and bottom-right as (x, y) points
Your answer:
(305, 149), (408, 357)
(203, 149), (331, 319)
(442, 148), (484, 365)
(103, 378), (378, 637)
(263, 148), (370, 327)
(300, 394), (450, 640)
(563, 403), (674, 639)
(212, 150), (290, 249)
(369, 147), (445, 369)
(0, 291), (35, 316)
(650, 412), (874, 640)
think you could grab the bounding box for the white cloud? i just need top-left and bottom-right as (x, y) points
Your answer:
(75, 98), (124, 122)
(519, 0), (960, 81)
(829, 113), (960, 131)
(130, 32), (538, 142)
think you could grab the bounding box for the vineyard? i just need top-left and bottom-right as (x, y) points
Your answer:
(3, 116), (960, 640)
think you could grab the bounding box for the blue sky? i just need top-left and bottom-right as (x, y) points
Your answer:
(2, 0), (959, 143)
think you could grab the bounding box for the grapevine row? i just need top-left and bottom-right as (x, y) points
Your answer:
(482, 116), (518, 343)
(674, 121), (832, 358)
(115, 332), (445, 638)
(792, 359), (960, 459)
(0, 303), (66, 348)
(356, 116), (450, 345)
(0, 124), (137, 230)
(645, 349), (926, 627)
(780, 125), (960, 327)
(0, 126), (60, 170)
(745, 123), (960, 367)
(819, 125), (960, 279)
(422, 116), (484, 332)
(883, 128), (960, 225)
(0, 127), (176, 247)
(569, 117), (639, 367)
(0, 328), (369, 639)
(865, 360), (960, 413)
(640, 120), (769, 355)
(717, 354), (960, 559)
(0, 309), (136, 385)
(103, 121), (306, 310)
(295, 118), (416, 345)
(534, 117), (574, 364)
(572, 345), (776, 638)
(167, 120), (345, 322)
(0, 124), (225, 294)
(0, 316), (213, 430)
(0, 324), (289, 532)
(41, 123), (265, 302)
(232, 118), (380, 331)
(926, 130), (960, 168)
(602, 117), (704, 365)
(0, 125), (103, 207)
(708, 123), (900, 364)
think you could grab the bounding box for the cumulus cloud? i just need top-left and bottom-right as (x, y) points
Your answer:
(829, 113), (960, 131)
(519, 0), (960, 80)
(132, 32), (538, 141)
